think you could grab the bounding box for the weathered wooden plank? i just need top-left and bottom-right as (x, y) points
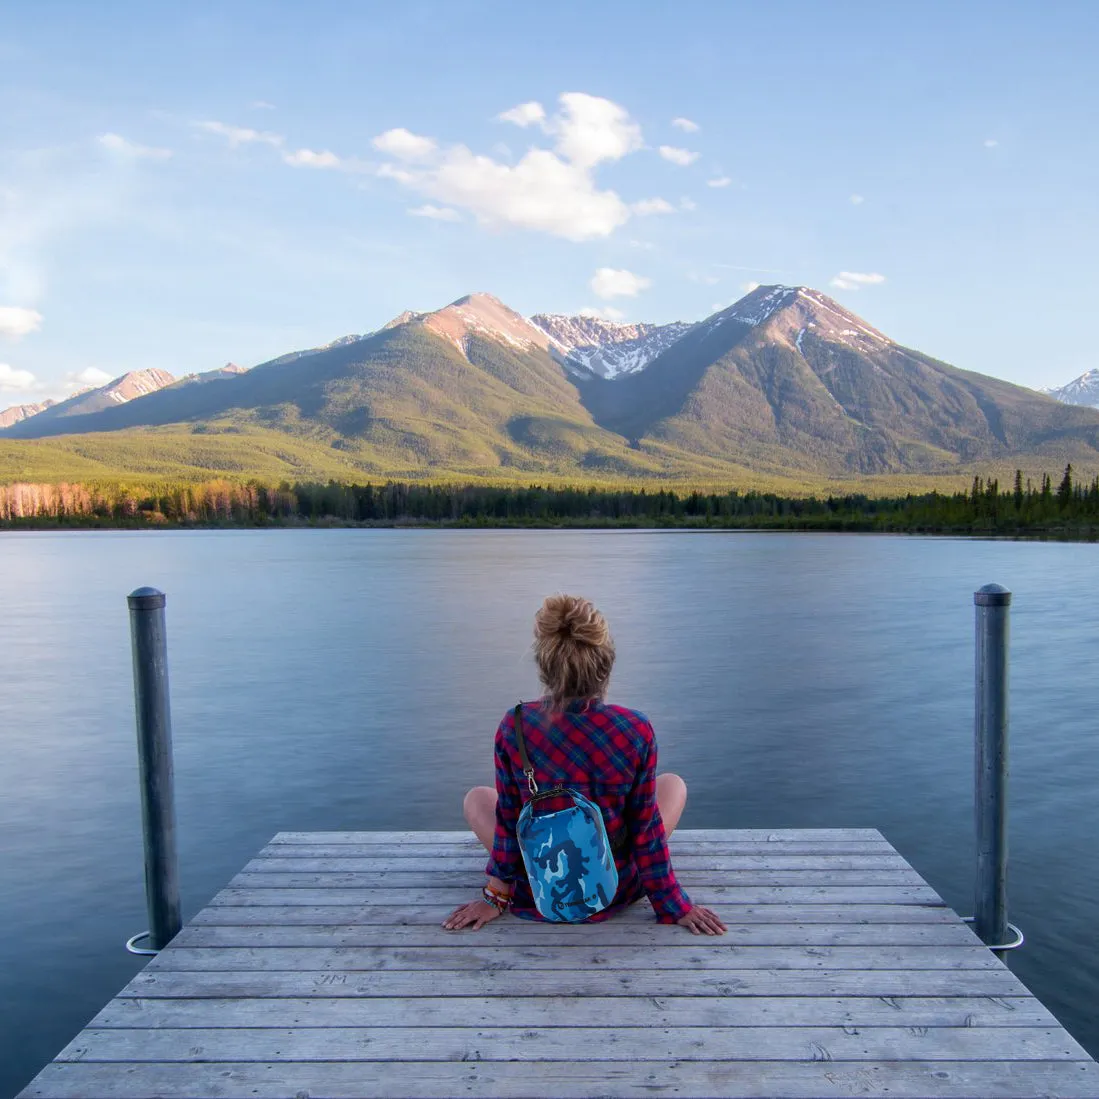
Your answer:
(230, 869), (928, 889)
(173, 921), (984, 948)
(20, 826), (1096, 1099)
(143, 944), (1004, 973)
(208, 885), (946, 906)
(261, 840), (901, 858)
(270, 828), (888, 844)
(247, 853), (913, 872)
(56, 1025), (1087, 1063)
(118, 968), (1033, 999)
(190, 902), (962, 926)
(22, 1059), (1099, 1099)
(89, 994), (1059, 1030)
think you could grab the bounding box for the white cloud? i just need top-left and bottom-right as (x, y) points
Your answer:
(830, 271), (886, 290)
(373, 93), (652, 241)
(97, 133), (173, 160)
(250, 100), (276, 110)
(0, 306), (43, 339)
(497, 101), (546, 127)
(680, 196), (697, 212)
(707, 176), (732, 188)
(591, 267), (651, 299)
(0, 362), (37, 392)
(194, 120), (284, 148)
(579, 305), (626, 321)
(548, 93), (642, 169)
(743, 281), (761, 293)
(628, 239), (655, 250)
(849, 193), (865, 205)
(282, 148), (342, 169)
(372, 128), (438, 161)
(984, 138), (999, 148)
(659, 145), (699, 166)
(671, 117), (700, 133)
(632, 197), (676, 216)
(63, 366), (112, 392)
(408, 204), (461, 221)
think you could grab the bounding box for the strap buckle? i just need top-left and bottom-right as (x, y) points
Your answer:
(524, 768), (539, 795)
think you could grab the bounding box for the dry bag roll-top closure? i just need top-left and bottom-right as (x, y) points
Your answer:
(512, 702), (620, 922)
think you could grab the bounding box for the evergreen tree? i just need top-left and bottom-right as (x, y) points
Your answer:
(1058, 464), (1074, 509)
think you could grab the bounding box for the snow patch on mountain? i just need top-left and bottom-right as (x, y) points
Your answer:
(1041, 368), (1099, 408)
(529, 314), (694, 378)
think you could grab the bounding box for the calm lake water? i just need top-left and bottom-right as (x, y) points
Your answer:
(1, 529), (1097, 1093)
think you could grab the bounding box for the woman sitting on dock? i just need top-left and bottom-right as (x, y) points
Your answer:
(445, 594), (726, 935)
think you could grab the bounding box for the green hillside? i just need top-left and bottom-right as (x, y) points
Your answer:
(4, 287), (1099, 490)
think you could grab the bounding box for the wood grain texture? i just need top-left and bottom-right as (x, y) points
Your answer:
(21, 1060), (1099, 1099)
(17, 827), (1095, 1099)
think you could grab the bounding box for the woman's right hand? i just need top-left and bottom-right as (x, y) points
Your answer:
(677, 905), (727, 935)
(442, 899), (503, 931)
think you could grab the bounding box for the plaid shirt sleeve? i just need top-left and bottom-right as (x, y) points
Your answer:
(627, 730), (692, 922)
(485, 714), (522, 883)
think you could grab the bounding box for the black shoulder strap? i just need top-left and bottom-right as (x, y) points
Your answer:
(514, 702), (539, 794)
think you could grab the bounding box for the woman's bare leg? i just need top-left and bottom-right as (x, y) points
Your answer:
(656, 773), (688, 836)
(463, 786), (497, 852)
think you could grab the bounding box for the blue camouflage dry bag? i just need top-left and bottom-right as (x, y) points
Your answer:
(512, 703), (619, 922)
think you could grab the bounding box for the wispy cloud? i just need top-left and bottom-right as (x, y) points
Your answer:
(591, 267), (651, 299)
(707, 176), (731, 188)
(282, 148), (342, 169)
(0, 362), (37, 392)
(680, 197), (697, 211)
(830, 271), (886, 290)
(579, 305), (626, 321)
(1, 145), (143, 303)
(632, 197), (675, 216)
(0, 306), (43, 339)
(408, 204), (461, 221)
(984, 138), (999, 148)
(250, 100), (276, 110)
(743, 281), (761, 292)
(372, 128), (438, 161)
(194, 120), (284, 148)
(63, 366), (112, 392)
(659, 145), (699, 166)
(671, 117), (700, 133)
(371, 93), (660, 241)
(497, 101), (546, 127)
(849, 193), (864, 205)
(196, 120), (361, 172)
(98, 133), (173, 160)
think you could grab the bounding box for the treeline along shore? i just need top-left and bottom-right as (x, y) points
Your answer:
(2, 467), (1098, 537)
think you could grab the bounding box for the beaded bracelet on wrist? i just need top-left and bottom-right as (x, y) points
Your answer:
(482, 884), (511, 912)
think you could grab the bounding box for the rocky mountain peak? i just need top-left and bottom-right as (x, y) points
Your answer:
(0, 399), (55, 430)
(530, 313), (695, 379)
(1041, 368), (1099, 409)
(704, 284), (891, 354)
(421, 292), (552, 358)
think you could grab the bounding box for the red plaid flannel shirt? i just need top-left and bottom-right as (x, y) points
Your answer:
(485, 699), (692, 923)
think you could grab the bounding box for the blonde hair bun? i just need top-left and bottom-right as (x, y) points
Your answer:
(535, 594), (611, 647)
(533, 595), (615, 709)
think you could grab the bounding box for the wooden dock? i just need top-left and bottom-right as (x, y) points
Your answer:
(19, 828), (1098, 1098)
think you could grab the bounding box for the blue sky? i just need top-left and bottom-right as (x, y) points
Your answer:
(1, 1), (1097, 405)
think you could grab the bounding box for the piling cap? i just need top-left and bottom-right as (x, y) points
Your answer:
(974, 583), (1011, 607)
(128, 586), (166, 609)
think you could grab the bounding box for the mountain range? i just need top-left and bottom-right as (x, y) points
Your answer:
(4, 285), (1099, 485)
(1040, 369), (1099, 409)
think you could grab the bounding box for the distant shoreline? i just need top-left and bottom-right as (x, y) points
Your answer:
(3, 516), (1097, 541)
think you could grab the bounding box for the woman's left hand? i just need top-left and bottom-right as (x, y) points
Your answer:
(443, 899), (504, 931)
